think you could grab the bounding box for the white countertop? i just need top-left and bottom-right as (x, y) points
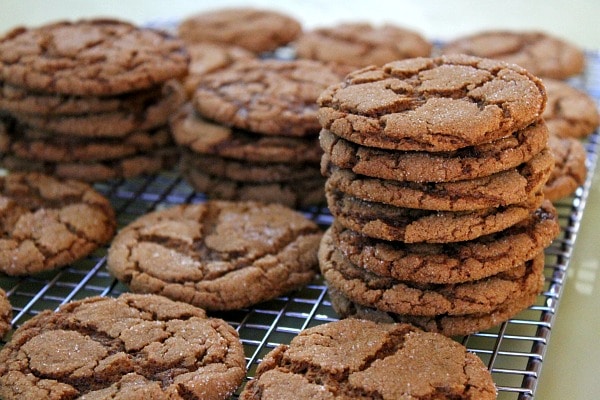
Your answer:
(2, 1), (599, 398)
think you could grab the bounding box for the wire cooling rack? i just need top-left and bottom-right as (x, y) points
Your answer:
(1, 51), (599, 399)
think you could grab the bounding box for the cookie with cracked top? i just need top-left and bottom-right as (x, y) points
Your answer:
(320, 228), (546, 317)
(326, 185), (544, 243)
(317, 54), (547, 152)
(294, 22), (432, 68)
(0, 289), (11, 338)
(0, 19), (189, 96)
(441, 30), (585, 79)
(178, 7), (302, 54)
(542, 78), (600, 138)
(239, 318), (496, 399)
(0, 172), (116, 276)
(320, 120), (549, 183)
(544, 134), (587, 201)
(171, 105), (322, 164)
(322, 148), (554, 211)
(0, 293), (246, 400)
(327, 200), (559, 284)
(193, 59), (343, 137)
(107, 200), (323, 311)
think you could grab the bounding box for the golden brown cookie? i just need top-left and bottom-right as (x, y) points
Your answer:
(317, 54), (547, 152)
(0, 293), (246, 400)
(107, 200), (323, 311)
(320, 121), (549, 182)
(0, 172), (116, 276)
(294, 22), (432, 68)
(239, 318), (496, 399)
(0, 288), (12, 338)
(322, 148), (554, 211)
(193, 59), (343, 137)
(326, 186), (544, 243)
(441, 30), (585, 80)
(319, 230), (545, 317)
(0, 19), (189, 96)
(544, 134), (588, 201)
(327, 200), (559, 284)
(542, 78), (600, 138)
(178, 7), (302, 53)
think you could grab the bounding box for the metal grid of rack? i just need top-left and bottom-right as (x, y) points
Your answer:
(1, 51), (599, 399)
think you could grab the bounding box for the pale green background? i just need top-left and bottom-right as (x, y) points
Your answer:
(1, 1), (599, 399)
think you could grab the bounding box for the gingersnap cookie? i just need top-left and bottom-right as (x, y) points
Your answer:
(10, 80), (185, 137)
(294, 22), (432, 69)
(323, 148), (554, 211)
(320, 120), (549, 182)
(544, 134), (588, 201)
(178, 7), (302, 53)
(317, 54), (547, 152)
(441, 30), (585, 80)
(171, 105), (322, 164)
(107, 200), (323, 311)
(0, 172), (116, 276)
(328, 283), (541, 337)
(327, 186), (544, 243)
(0, 293), (246, 400)
(328, 200), (559, 284)
(320, 231), (545, 317)
(4, 125), (171, 162)
(542, 78), (600, 138)
(193, 59), (343, 137)
(239, 318), (496, 400)
(1, 147), (177, 182)
(0, 289), (12, 338)
(183, 42), (255, 97)
(0, 19), (189, 96)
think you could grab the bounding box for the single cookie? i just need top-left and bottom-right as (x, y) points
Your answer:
(328, 200), (559, 284)
(107, 200), (323, 311)
(0, 19), (189, 96)
(10, 80), (185, 137)
(0, 81), (165, 116)
(326, 186), (544, 243)
(317, 54), (547, 151)
(441, 30), (586, 79)
(542, 78), (600, 138)
(3, 125), (172, 162)
(323, 148), (554, 211)
(0, 293), (246, 400)
(239, 318), (496, 400)
(181, 162), (325, 208)
(328, 284), (541, 337)
(320, 231), (545, 317)
(0, 172), (116, 276)
(294, 22), (432, 68)
(183, 42), (255, 98)
(544, 134), (588, 201)
(0, 288), (12, 338)
(193, 59), (343, 137)
(184, 152), (320, 183)
(178, 7), (302, 53)
(171, 105), (322, 164)
(1, 147), (177, 182)
(320, 120), (549, 182)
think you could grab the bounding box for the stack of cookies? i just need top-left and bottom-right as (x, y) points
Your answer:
(0, 19), (188, 182)
(171, 58), (343, 208)
(317, 55), (561, 336)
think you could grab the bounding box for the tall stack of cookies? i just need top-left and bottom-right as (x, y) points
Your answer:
(171, 58), (343, 208)
(317, 54), (561, 336)
(0, 19), (188, 182)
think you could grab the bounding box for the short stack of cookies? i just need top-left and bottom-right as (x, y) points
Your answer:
(0, 19), (188, 182)
(317, 54), (561, 336)
(171, 58), (343, 208)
